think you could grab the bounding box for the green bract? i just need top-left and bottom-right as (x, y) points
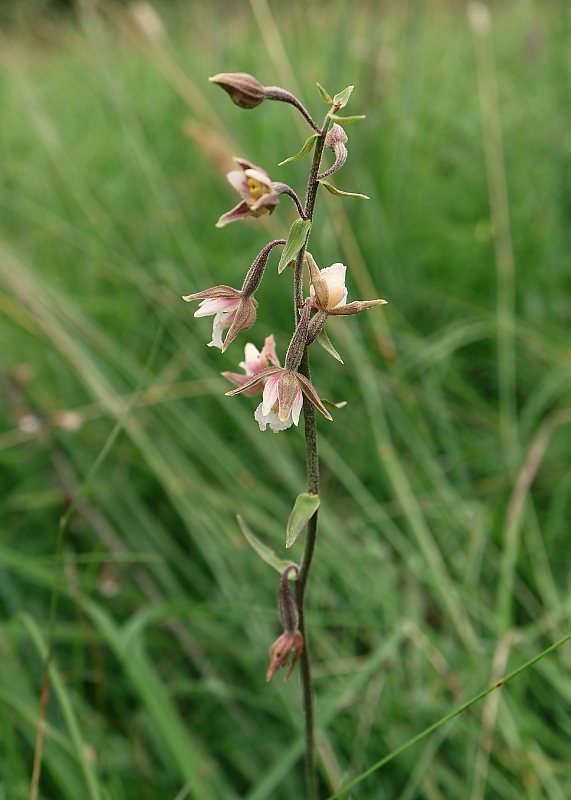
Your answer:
(332, 85), (354, 109)
(318, 179), (370, 199)
(316, 329), (344, 363)
(329, 114), (366, 125)
(278, 133), (319, 166)
(277, 218), (312, 273)
(286, 493), (320, 549)
(237, 516), (298, 575)
(316, 82), (333, 103)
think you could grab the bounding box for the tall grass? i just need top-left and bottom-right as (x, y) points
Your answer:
(1, 1), (571, 798)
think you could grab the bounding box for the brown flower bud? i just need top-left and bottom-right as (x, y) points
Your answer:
(318, 124), (348, 180)
(209, 72), (265, 109)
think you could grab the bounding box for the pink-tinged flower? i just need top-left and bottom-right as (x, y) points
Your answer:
(226, 367), (332, 433)
(221, 335), (281, 396)
(266, 631), (304, 682)
(306, 253), (387, 316)
(216, 158), (279, 228)
(182, 285), (257, 351)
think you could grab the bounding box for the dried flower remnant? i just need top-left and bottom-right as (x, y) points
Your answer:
(216, 158), (279, 227)
(267, 566), (304, 682)
(222, 335), (281, 396)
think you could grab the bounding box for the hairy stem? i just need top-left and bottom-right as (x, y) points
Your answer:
(293, 112), (331, 800)
(264, 86), (323, 133)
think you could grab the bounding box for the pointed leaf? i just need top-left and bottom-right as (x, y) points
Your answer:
(237, 515), (297, 576)
(322, 398), (348, 411)
(332, 85), (354, 109)
(286, 493), (320, 549)
(278, 134), (319, 166)
(278, 218), (312, 274)
(329, 114), (366, 125)
(316, 82), (333, 104)
(318, 179), (369, 199)
(316, 329), (344, 363)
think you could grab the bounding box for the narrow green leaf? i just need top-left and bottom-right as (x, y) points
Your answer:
(329, 114), (366, 125)
(316, 82), (333, 104)
(332, 85), (354, 109)
(277, 218), (311, 274)
(325, 630), (571, 800)
(278, 134), (319, 166)
(322, 398), (348, 411)
(237, 515), (298, 576)
(286, 493), (320, 549)
(318, 179), (369, 200)
(316, 329), (344, 363)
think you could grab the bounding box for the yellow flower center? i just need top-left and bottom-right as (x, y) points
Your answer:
(247, 177), (268, 200)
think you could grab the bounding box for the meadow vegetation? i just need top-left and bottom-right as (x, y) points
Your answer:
(1, 1), (571, 798)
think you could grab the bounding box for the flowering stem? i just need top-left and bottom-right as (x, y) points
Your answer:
(272, 182), (308, 219)
(293, 113), (332, 800)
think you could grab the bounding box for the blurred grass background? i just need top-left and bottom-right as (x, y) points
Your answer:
(1, 0), (571, 797)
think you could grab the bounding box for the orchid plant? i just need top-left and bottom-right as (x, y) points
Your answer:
(184, 72), (387, 799)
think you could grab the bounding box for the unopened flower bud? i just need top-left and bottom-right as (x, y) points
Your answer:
(318, 124), (348, 180)
(325, 123), (348, 150)
(307, 310), (328, 345)
(209, 72), (265, 109)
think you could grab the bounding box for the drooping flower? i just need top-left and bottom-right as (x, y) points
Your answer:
(222, 335), (280, 396)
(183, 241), (287, 352)
(216, 158), (279, 228)
(267, 565), (304, 682)
(182, 285), (257, 351)
(267, 630), (304, 682)
(226, 366), (332, 433)
(306, 253), (387, 316)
